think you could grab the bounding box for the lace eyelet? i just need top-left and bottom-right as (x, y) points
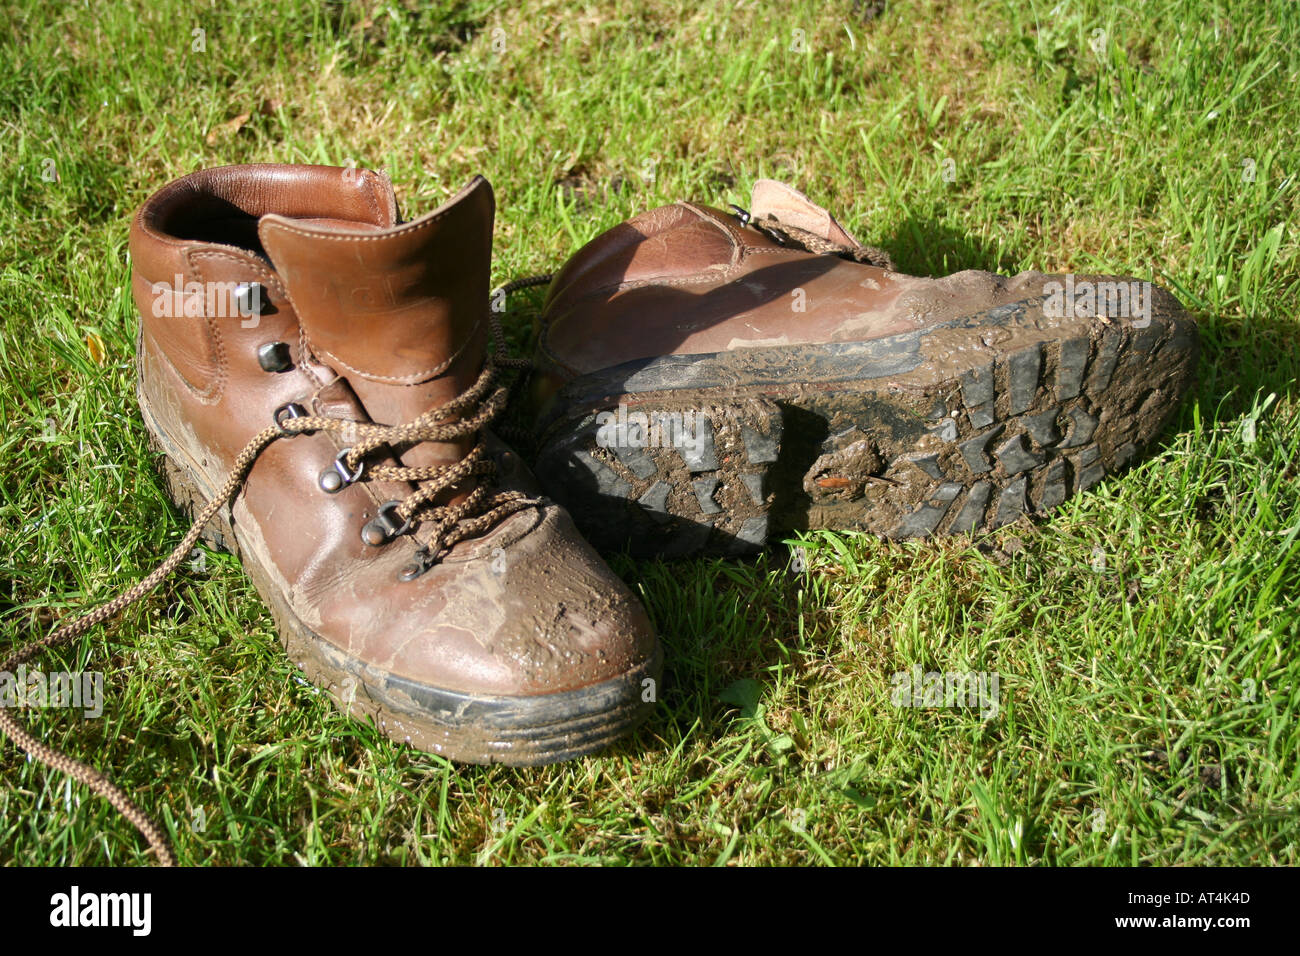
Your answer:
(360, 500), (412, 547)
(319, 448), (364, 493)
(728, 203), (753, 229)
(257, 341), (293, 373)
(400, 554), (432, 582)
(273, 403), (308, 435)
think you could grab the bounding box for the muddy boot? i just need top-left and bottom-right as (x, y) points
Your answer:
(130, 164), (660, 764)
(526, 180), (1198, 556)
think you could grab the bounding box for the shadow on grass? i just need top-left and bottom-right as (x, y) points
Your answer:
(884, 214), (1026, 278)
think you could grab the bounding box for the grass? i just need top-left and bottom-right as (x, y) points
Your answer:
(1, 0), (1297, 865)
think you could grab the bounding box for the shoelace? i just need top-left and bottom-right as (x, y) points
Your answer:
(0, 276), (551, 866)
(305, 345), (536, 578)
(729, 204), (895, 270)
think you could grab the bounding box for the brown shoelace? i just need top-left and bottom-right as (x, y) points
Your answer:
(0, 282), (550, 866)
(730, 204), (895, 270)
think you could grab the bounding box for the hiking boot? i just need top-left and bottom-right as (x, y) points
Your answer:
(130, 164), (660, 764)
(526, 180), (1198, 556)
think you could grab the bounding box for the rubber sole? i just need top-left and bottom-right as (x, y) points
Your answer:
(532, 296), (1198, 557)
(138, 391), (659, 766)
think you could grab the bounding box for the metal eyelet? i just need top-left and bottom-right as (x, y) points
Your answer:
(728, 204), (753, 229)
(399, 552), (432, 582)
(360, 500), (412, 547)
(319, 448), (364, 493)
(399, 544), (452, 582)
(273, 403), (308, 435)
(257, 341), (293, 373)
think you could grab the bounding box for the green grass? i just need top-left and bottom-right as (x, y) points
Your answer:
(1, 0), (1298, 865)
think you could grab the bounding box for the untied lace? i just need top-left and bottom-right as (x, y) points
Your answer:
(0, 276), (552, 866)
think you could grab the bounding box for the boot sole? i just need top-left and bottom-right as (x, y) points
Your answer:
(531, 294), (1198, 557)
(138, 387), (660, 766)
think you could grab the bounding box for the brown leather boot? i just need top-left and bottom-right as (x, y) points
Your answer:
(130, 164), (660, 764)
(526, 180), (1198, 556)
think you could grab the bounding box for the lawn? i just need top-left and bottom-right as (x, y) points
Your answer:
(0, 0), (1297, 865)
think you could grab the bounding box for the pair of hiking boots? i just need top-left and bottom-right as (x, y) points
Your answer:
(120, 163), (1197, 770)
(24, 166), (1199, 811)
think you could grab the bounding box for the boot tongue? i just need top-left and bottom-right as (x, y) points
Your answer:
(258, 176), (493, 398)
(750, 179), (863, 252)
(258, 176), (495, 474)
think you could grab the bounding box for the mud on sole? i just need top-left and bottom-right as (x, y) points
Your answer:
(532, 299), (1198, 557)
